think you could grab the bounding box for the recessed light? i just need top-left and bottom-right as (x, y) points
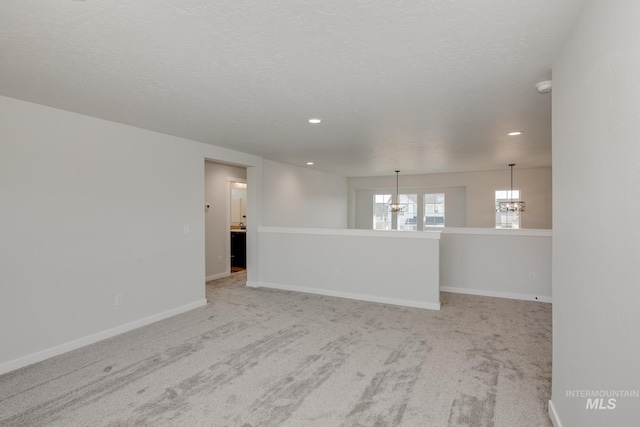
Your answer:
(508, 131), (523, 136)
(308, 118), (321, 124)
(306, 162), (314, 165)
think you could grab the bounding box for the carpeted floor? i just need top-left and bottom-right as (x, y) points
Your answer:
(0, 272), (552, 426)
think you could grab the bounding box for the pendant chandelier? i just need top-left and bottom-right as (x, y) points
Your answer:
(389, 170), (406, 213)
(498, 163), (526, 212)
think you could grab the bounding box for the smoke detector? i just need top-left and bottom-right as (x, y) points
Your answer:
(535, 80), (552, 94)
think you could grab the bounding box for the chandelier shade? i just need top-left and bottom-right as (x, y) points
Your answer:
(389, 170), (406, 213)
(498, 200), (526, 212)
(497, 164), (526, 212)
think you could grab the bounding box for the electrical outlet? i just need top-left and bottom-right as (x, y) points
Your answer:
(115, 294), (123, 306)
(183, 224), (190, 234)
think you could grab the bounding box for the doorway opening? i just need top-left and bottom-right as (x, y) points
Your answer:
(230, 180), (247, 272)
(204, 161), (247, 282)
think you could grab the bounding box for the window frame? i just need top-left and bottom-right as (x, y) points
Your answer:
(424, 192), (445, 228)
(372, 192), (445, 230)
(373, 193), (393, 230)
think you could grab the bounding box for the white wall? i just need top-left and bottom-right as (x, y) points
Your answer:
(440, 228), (552, 302)
(204, 161), (246, 280)
(348, 168), (552, 229)
(262, 160), (348, 228)
(550, 1), (640, 426)
(0, 95), (261, 373)
(255, 227), (441, 310)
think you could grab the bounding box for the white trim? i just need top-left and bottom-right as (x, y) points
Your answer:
(258, 226), (441, 240)
(226, 176), (247, 184)
(206, 272), (229, 282)
(250, 281), (441, 311)
(0, 299), (207, 376)
(441, 227), (552, 237)
(548, 400), (562, 427)
(440, 286), (552, 303)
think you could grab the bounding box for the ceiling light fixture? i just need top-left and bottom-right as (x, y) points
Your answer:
(508, 131), (523, 136)
(306, 162), (314, 165)
(389, 170), (406, 213)
(498, 164), (526, 212)
(308, 118), (321, 124)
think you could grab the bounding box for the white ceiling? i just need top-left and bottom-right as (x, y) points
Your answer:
(0, 0), (586, 177)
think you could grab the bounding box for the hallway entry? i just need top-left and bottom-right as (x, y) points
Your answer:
(204, 160), (247, 281)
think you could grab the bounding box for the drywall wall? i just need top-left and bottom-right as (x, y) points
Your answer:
(0, 95), (261, 374)
(440, 228), (552, 302)
(550, 1), (640, 425)
(255, 227), (441, 310)
(204, 161), (246, 280)
(348, 168), (552, 229)
(262, 160), (348, 228)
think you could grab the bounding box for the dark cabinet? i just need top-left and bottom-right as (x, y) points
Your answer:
(230, 231), (246, 269)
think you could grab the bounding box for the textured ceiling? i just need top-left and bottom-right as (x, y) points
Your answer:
(0, 0), (587, 177)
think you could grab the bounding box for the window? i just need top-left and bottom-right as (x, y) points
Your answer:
(495, 190), (521, 229)
(373, 193), (417, 230)
(373, 194), (392, 230)
(397, 194), (418, 231)
(373, 192), (446, 230)
(424, 193), (445, 228)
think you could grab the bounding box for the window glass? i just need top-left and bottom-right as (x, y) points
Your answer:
(424, 193), (445, 228)
(495, 190), (521, 228)
(373, 194), (392, 230)
(397, 194), (418, 231)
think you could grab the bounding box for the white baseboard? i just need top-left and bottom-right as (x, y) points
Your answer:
(440, 286), (552, 303)
(0, 299), (208, 376)
(548, 400), (562, 427)
(205, 272), (229, 282)
(251, 281), (441, 311)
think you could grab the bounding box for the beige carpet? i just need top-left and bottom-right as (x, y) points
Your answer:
(0, 272), (552, 426)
